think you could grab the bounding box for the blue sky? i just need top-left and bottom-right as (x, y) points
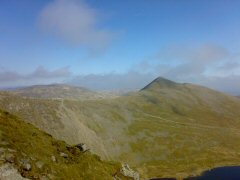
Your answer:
(1, 0), (240, 94)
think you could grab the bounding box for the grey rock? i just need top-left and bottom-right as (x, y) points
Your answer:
(51, 155), (56, 162)
(47, 174), (55, 179)
(40, 176), (49, 180)
(23, 163), (31, 171)
(75, 143), (89, 152)
(0, 147), (6, 155)
(35, 161), (44, 169)
(7, 148), (17, 153)
(121, 163), (140, 180)
(30, 157), (36, 161)
(59, 152), (68, 158)
(20, 159), (31, 171)
(0, 141), (9, 146)
(5, 154), (15, 163)
(0, 163), (30, 180)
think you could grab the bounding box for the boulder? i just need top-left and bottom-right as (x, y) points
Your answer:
(20, 159), (31, 171)
(59, 152), (68, 158)
(5, 154), (15, 163)
(0, 163), (29, 180)
(120, 163), (140, 180)
(51, 155), (56, 162)
(75, 143), (89, 152)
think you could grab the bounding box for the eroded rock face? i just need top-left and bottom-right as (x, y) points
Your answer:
(0, 163), (29, 180)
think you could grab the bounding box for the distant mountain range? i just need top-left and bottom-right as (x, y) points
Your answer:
(7, 84), (120, 100)
(1, 77), (240, 179)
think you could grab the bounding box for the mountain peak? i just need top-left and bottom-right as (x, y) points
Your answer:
(141, 77), (179, 91)
(152, 77), (178, 85)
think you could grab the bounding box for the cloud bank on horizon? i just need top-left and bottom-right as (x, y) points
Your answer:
(1, 43), (240, 95)
(68, 43), (240, 94)
(0, 0), (240, 95)
(0, 66), (71, 87)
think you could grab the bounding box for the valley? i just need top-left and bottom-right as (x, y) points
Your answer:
(1, 77), (240, 179)
(2, 1), (239, 179)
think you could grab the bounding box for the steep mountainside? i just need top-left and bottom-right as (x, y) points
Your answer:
(1, 77), (240, 179)
(9, 84), (118, 100)
(0, 109), (128, 179)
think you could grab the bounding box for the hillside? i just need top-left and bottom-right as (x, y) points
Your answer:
(0, 109), (130, 179)
(9, 84), (118, 100)
(1, 77), (240, 179)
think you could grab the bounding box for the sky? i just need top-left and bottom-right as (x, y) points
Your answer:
(1, 0), (240, 94)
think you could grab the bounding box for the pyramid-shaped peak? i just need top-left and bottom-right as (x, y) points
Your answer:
(141, 77), (179, 91)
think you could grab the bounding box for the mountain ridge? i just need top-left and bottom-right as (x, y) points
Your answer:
(8, 83), (119, 100)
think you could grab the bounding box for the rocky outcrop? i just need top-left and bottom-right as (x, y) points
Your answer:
(75, 143), (89, 152)
(0, 163), (29, 180)
(20, 159), (32, 171)
(121, 163), (139, 180)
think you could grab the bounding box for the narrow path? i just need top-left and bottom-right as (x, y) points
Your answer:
(140, 111), (240, 132)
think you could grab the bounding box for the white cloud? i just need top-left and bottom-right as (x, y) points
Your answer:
(31, 66), (71, 78)
(130, 43), (240, 94)
(68, 71), (156, 91)
(198, 75), (240, 95)
(38, 0), (115, 53)
(0, 66), (71, 88)
(66, 44), (240, 94)
(1, 42), (240, 95)
(151, 43), (229, 63)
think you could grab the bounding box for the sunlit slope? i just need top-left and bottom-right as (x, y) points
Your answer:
(0, 109), (125, 180)
(1, 77), (240, 179)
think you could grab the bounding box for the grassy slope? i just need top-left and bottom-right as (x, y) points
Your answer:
(61, 81), (240, 179)
(122, 81), (240, 178)
(1, 79), (240, 179)
(65, 87), (240, 179)
(0, 109), (126, 180)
